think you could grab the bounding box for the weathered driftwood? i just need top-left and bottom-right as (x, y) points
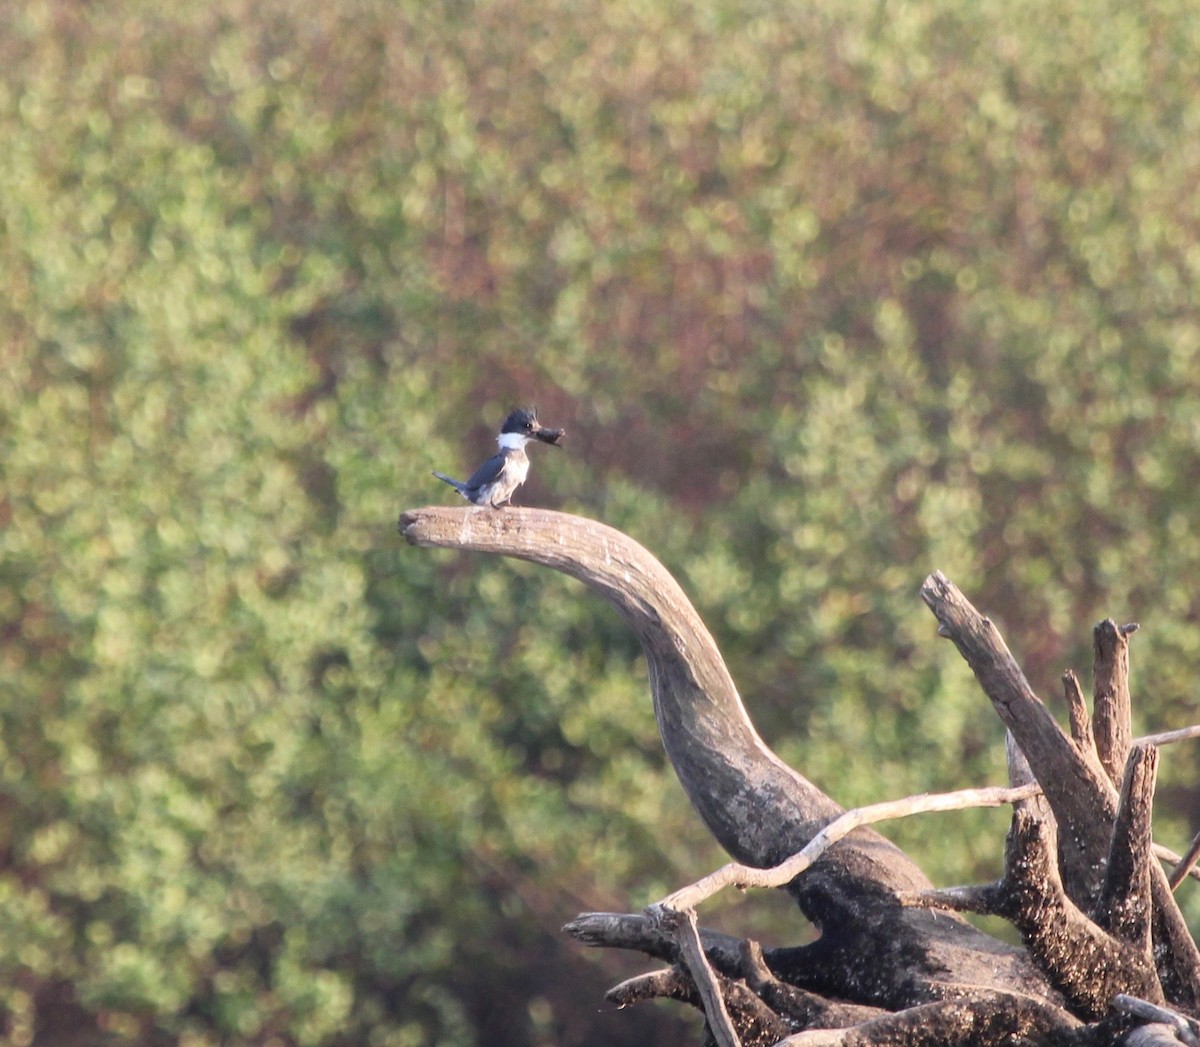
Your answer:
(1094, 620), (1138, 785)
(920, 573), (1200, 1012)
(655, 782), (1040, 913)
(399, 507), (1200, 1045)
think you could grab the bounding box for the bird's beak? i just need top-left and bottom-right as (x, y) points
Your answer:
(533, 424), (566, 446)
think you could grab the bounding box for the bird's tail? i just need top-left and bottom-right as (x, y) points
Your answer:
(432, 471), (469, 497)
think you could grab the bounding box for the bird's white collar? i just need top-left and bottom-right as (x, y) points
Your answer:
(497, 431), (532, 450)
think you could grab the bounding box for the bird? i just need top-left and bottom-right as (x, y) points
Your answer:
(433, 407), (565, 508)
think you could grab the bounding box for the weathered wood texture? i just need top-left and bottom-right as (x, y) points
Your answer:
(402, 505), (842, 868)
(400, 510), (1056, 1001)
(920, 572), (1200, 1010)
(919, 571), (1119, 901)
(401, 508), (1200, 1045)
(1094, 619), (1137, 785)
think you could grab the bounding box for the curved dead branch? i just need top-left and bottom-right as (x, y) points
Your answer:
(401, 506), (842, 866)
(401, 508), (1056, 1009)
(402, 508), (1200, 1043)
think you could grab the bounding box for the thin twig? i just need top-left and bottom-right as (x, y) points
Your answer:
(660, 906), (741, 1047)
(1168, 831), (1200, 892)
(658, 783), (1041, 912)
(1062, 670), (1093, 750)
(1135, 724), (1200, 748)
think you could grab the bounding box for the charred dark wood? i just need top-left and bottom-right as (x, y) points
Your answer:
(912, 776), (1164, 1018)
(739, 941), (886, 1030)
(1096, 745), (1157, 949)
(919, 572), (1200, 1008)
(606, 965), (691, 1008)
(773, 992), (1085, 1046)
(1002, 799), (1163, 1017)
(607, 966), (793, 1047)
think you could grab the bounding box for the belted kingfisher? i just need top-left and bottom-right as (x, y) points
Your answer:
(433, 407), (565, 508)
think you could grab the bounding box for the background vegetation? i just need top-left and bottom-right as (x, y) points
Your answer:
(3, 0), (1200, 1043)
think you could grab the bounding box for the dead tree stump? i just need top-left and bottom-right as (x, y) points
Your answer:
(399, 506), (1200, 1046)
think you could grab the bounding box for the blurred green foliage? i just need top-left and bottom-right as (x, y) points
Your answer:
(3, 0), (1200, 1043)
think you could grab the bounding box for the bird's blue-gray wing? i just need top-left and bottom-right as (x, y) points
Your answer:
(461, 451), (507, 492)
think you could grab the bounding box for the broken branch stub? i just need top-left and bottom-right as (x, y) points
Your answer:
(918, 570), (1118, 902)
(920, 572), (1200, 1009)
(1093, 618), (1137, 785)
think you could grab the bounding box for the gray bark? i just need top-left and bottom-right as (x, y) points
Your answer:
(400, 507), (1200, 1045)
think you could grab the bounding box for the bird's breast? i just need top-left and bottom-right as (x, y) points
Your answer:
(507, 453), (530, 485)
